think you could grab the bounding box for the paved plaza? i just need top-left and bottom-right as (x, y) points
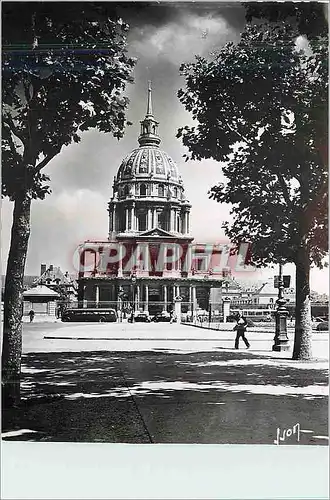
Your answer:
(2, 321), (329, 445)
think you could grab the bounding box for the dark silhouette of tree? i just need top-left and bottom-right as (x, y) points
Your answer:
(2, 2), (135, 407)
(177, 20), (328, 360)
(245, 2), (328, 40)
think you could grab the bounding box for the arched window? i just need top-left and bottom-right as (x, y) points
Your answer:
(173, 187), (177, 198)
(158, 184), (164, 197)
(124, 185), (129, 197)
(140, 183), (147, 197)
(270, 298), (274, 304)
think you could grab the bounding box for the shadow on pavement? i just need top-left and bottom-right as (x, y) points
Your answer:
(2, 349), (328, 445)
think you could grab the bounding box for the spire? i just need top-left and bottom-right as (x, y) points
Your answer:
(146, 80), (153, 117)
(138, 82), (161, 147)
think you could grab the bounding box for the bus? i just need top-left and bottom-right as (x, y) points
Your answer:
(228, 308), (274, 323)
(62, 308), (117, 323)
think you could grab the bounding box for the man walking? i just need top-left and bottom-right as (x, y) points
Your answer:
(234, 311), (250, 349)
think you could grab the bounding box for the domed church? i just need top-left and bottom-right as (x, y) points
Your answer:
(77, 84), (232, 317)
(108, 82), (192, 242)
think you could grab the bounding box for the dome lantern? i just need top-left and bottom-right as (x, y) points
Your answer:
(138, 81), (161, 147)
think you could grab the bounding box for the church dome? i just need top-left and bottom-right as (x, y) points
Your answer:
(117, 146), (181, 182)
(108, 83), (191, 240)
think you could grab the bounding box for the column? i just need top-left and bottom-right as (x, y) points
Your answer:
(131, 206), (135, 231)
(95, 285), (99, 307)
(118, 243), (123, 277)
(144, 284), (149, 311)
(222, 298), (231, 323)
(176, 285), (180, 297)
(175, 244), (181, 271)
(109, 211), (113, 234)
(136, 284), (140, 310)
(134, 210), (138, 232)
(182, 212), (186, 234)
(177, 244), (182, 271)
(172, 284), (176, 302)
(189, 285), (192, 314)
(125, 208), (129, 231)
(187, 212), (190, 234)
(152, 208), (156, 228)
(113, 205), (117, 232)
(147, 208), (152, 231)
(184, 244), (192, 275)
(170, 209), (175, 232)
(192, 285), (197, 320)
(163, 285), (167, 311)
(174, 299), (182, 324)
(171, 208), (176, 232)
(94, 251), (98, 276)
(135, 243), (140, 271)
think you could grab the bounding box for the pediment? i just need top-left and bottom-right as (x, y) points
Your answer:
(139, 227), (174, 238)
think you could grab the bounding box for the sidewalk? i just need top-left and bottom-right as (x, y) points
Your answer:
(2, 322), (328, 445)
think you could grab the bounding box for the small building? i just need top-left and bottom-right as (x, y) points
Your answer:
(23, 285), (59, 319)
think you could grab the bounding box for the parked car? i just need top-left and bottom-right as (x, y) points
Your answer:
(316, 321), (329, 331)
(128, 311), (151, 323)
(62, 308), (117, 323)
(152, 311), (172, 322)
(313, 317), (327, 323)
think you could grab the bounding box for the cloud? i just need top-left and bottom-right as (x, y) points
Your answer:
(129, 9), (241, 65)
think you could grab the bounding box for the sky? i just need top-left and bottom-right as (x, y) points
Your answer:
(1, 2), (328, 293)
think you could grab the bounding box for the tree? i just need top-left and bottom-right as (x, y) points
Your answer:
(177, 21), (328, 360)
(245, 2), (328, 41)
(2, 2), (135, 407)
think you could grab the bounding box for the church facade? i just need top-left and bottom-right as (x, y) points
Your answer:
(77, 85), (234, 317)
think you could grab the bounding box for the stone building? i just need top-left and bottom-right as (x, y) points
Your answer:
(77, 85), (234, 316)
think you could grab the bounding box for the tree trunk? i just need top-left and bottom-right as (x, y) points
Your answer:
(292, 246), (312, 360)
(2, 191), (32, 408)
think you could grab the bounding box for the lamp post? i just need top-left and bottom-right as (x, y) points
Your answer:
(272, 262), (290, 351)
(131, 273), (137, 323)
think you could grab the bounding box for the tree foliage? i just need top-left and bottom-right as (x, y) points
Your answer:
(245, 2), (328, 40)
(177, 22), (328, 269)
(2, 2), (135, 200)
(1, 2), (136, 407)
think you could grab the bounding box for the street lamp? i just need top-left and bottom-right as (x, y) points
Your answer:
(272, 262), (290, 351)
(131, 273), (137, 323)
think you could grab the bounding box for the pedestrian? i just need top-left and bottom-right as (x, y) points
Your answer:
(233, 311), (250, 349)
(170, 309), (176, 324)
(29, 309), (35, 323)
